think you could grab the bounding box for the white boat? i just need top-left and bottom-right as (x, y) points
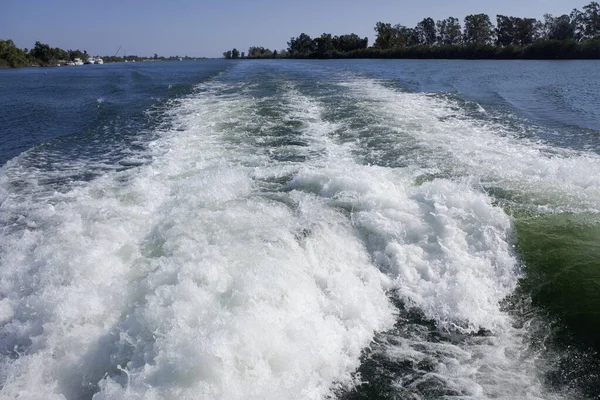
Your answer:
(73, 58), (84, 66)
(85, 56), (96, 64)
(95, 58), (104, 65)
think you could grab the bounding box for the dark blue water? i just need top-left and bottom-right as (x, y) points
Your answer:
(0, 59), (599, 399)
(0, 61), (229, 165)
(2, 60), (598, 166)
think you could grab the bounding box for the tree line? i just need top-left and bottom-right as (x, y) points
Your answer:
(0, 40), (198, 68)
(223, 47), (291, 59)
(225, 1), (600, 59)
(223, 33), (368, 59)
(0, 40), (88, 68)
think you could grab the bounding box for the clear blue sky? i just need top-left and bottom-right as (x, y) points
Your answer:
(0, 0), (590, 58)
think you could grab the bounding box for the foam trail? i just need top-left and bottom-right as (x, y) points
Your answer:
(338, 79), (600, 213)
(282, 77), (571, 398)
(0, 71), (580, 400)
(0, 80), (394, 399)
(271, 81), (557, 398)
(285, 165), (552, 398)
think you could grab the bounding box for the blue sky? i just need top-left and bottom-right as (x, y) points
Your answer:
(0, 0), (590, 58)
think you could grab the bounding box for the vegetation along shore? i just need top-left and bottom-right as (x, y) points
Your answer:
(223, 1), (600, 59)
(2, 1), (599, 67)
(0, 41), (200, 69)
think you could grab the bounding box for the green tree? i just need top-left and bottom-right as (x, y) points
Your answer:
(376, 23), (417, 49)
(0, 39), (30, 68)
(496, 15), (516, 46)
(437, 17), (462, 44)
(396, 25), (419, 47)
(247, 46), (273, 58)
(315, 33), (334, 57)
(464, 14), (494, 44)
(416, 17), (437, 44)
(515, 18), (539, 45)
(287, 33), (316, 56)
(373, 22), (395, 49)
(30, 41), (52, 64)
(496, 15), (538, 46)
(332, 33), (368, 52)
(583, 1), (600, 38)
(223, 50), (232, 59)
(545, 14), (575, 40)
(231, 48), (240, 59)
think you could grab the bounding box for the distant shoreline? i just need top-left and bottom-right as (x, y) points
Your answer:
(230, 40), (600, 61)
(224, 3), (600, 61)
(0, 39), (212, 69)
(3, 52), (600, 71)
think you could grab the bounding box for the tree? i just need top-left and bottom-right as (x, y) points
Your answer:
(332, 34), (368, 52)
(571, 9), (586, 41)
(396, 25), (419, 47)
(247, 46), (273, 58)
(0, 39), (29, 67)
(496, 15), (516, 46)
(464, 14), (494, 44)
(287, 33), (316, 55)
(545, 14), (575, 40)
(241, 51), (245, 58)
(231, 48), (240, 59)
(583, 1), (600, 38)
(515, 18), (539, 45)
(30, 41), (52, 64)
(315, 33), (334, 57)
(496, 16), (538, 46)
(437, 17), (462, 44)
(373, 22), (395, 49)
(223, 50), (232, 59)
(416, 17), (437, 45)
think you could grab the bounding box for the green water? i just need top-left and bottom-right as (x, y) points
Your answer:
(516, 213), (600, 347)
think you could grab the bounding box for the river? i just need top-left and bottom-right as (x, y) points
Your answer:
(0, 59), (599, 399)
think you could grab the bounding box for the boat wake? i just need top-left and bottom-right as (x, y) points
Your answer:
(1, 65), (598, 399)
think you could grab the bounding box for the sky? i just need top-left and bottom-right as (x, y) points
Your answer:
(0, 0), (591, 58)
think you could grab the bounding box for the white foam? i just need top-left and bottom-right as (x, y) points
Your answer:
(0, 81), (394, 399)
(0, 299), (14, 325)
(278, 79), (564, 398)
(0, 73), (581, 399)
(340, 79), (600, 213)
(349, 174), (514, 331)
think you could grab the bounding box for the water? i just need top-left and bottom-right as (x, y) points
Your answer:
(0, 59), (599, 399)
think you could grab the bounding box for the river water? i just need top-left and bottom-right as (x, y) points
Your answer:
(0, 59), (599, 399)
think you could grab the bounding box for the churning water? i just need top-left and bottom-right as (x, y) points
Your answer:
(0, 59), (599, 399)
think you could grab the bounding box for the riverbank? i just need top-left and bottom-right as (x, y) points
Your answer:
(236, 39), (600, 60)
